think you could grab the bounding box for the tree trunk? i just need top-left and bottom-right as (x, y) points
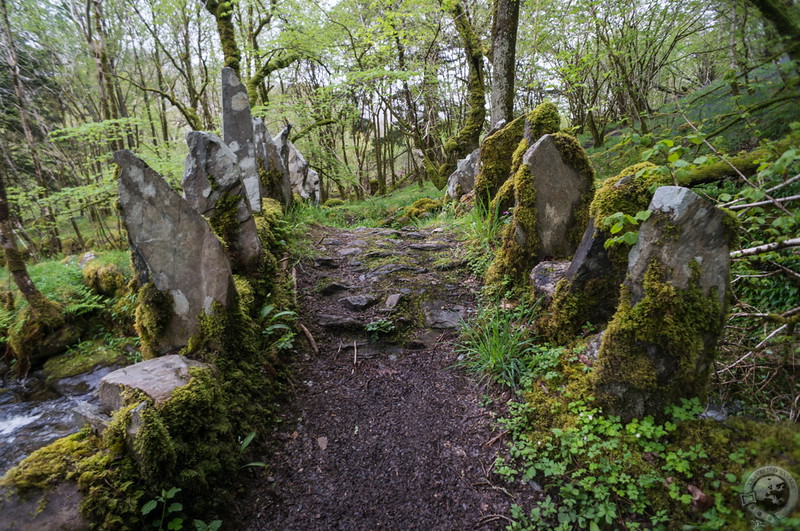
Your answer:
(747, 0), (800, 63)
(490, 0), (520, 126)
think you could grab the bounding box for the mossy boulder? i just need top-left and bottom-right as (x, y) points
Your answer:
(44, 339), (128, 390)
(592, 187), (733, 421)
(473, 115), (526, 207)
(486, 133), (594, 289)
(82, 262), (127, 298)
(403, 197), (443, 219)
(538, 162), (671, 344)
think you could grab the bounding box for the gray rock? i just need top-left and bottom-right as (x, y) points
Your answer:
(221, 67), (261, 212)
(530, 260), (570, 305)
(98, 354), (209, 414)
(409, 242), (449, 251)
(253, 118), (292, 207)
(319, 282), (351, 295)
(401, 231), (425, 240)
(424, 301), (464, 329)
(78, 252), (97, 268)
(317, 314), (365, 330)
(338, 247), (362, 257)
(383, 293), (403, 310)
(594, 186), (733, 421)
(446, 148), (480, 200)
(340, 295), (379, 311)
(522, 134), (593, 259)
(314, 257), (339, 268)
(274, 128), (320, 204)
(182, 131), (263, 274)
(0, 483), (89, 531)
(627, 186), (730, 307)
(115, 150), (237, 354)
(72, 401), (111, 435)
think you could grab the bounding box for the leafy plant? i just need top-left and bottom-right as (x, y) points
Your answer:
(456, 300), (540, 389)
(238, 431), (268, 469)
(141, 487), (184, 530)
(365, 318), (395, 341)
(600, 209), (652, 248)
(260, 304), (297, 352)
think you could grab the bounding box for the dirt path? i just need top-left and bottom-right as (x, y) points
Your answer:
(238, 225), (516, 530)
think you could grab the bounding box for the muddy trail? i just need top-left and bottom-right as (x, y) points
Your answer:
(236, 225), (519, 530)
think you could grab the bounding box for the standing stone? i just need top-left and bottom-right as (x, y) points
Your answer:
(537, 162), (669, 344)
(222, 67), (262, 212)
(592, 186), (733, 421)
(182, 131), (263, 274)
(486, 133), (594, 286)
(253, 118), (292, 208)
(115, 150), (237, 355)
(274, 127), (320, 204)
(446, 148), (480, 200)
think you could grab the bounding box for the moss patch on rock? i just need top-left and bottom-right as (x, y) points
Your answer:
(538, 162), (670, 345)
(133, 282), (172, 359)
(43, 339), (129, 387)
(592, 262), (724, 421)
(403, 197), (443, 219)
(82, 262), (127, 298)
(473, 115), (526, 207)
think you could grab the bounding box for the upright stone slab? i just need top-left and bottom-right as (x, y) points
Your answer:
(253, 118), (292, 208)
(221, 67), (262, 212)
(182, 131), (263, 274)
(115, 150), (237, 355)
(538, 162), (669, 344)
(446, 148), (480, 200)
(592, 186), (733, 421)
(274, 129), (320, 204)
(486, 133), (593, 286)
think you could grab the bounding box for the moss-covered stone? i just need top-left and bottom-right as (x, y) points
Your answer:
(323, 198), (345, 207)
(486, 133), (593, 291)
(592, 262), (724, 421)
(525, 101), (561, 143)
(473, 115), (526, 207)
(82, 262), (126, 298)
(43, 340), (128, 388)
(7, 296), (70, 373)
(538, 162), (671, 345)
(403, 197), (443, 219)
(133, 282), (172, 359)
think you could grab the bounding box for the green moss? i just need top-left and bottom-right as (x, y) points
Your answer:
(257, 158), (286, 206)
(323, 198), (345, 207)
(134, 282), (171, 359)
(82, 262), (126, 298)
(485, 163), (540, 288)
(539, 162), (671, 345)
(207, 194), (241, 257)
(0, 429), (98, 492)
(488, 176), (515, 220)
(592, 262), (724, 421)
(403, 197), (443, 219)
(526, 101), (561, 142)
(473, 115), (526, 207)
(43, 339), (128, 387)
(7, 296), (66, 373)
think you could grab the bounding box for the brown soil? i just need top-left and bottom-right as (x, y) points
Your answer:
(237, 225), (520, 530)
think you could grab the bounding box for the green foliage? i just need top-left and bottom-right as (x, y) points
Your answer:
(600, 209), (652, 248)
(259, 304), (297, 352)
(451, 194), (511, 278)
(365, 318), (395, 341)
(456, 300), (541, 389)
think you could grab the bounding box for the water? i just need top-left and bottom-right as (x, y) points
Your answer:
(0, 365), (115, 476)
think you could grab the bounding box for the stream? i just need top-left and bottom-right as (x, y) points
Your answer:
(0, 366), (114, 476)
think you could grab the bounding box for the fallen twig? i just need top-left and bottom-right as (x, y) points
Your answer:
(730, 238), (800, 258)
(484, 430), (509, 447)
(298, 323), (318, 354)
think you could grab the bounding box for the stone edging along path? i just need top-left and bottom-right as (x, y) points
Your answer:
(237, 224), (520, 530)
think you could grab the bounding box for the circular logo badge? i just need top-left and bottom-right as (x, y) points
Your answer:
(740, 466), (798, 525)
